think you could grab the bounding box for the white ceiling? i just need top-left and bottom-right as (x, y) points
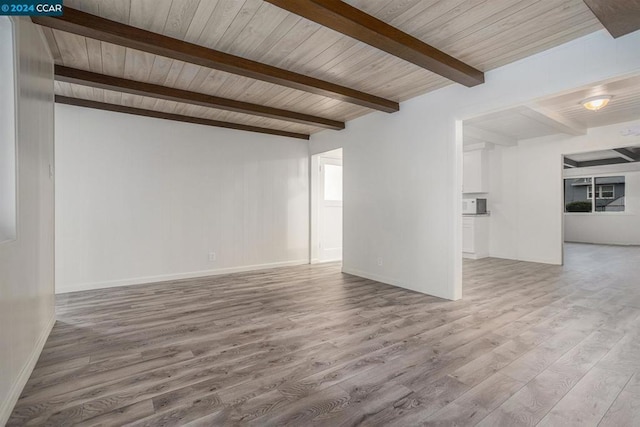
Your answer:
(539, 74), (640, 128)
(463, 73), (640, 146)
(464, 108), (565, 141)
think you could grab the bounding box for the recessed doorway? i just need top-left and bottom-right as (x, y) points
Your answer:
(311, 148), (343, 263)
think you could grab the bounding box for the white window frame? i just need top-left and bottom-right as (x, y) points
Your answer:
(598, 185), (615, 199)
(587, 184), (615, 200)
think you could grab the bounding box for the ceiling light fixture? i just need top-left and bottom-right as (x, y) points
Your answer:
(581, 95), (612, 111)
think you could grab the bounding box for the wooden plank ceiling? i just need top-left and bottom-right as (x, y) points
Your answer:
(37, 0), (603, 139)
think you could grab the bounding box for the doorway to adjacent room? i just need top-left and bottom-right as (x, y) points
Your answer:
(311, 148), (343, 263)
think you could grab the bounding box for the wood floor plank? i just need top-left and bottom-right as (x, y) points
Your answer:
(536, 366), (631, 426)
(7, 243), (640, 426)
(423, 372), (526, 425)
(599, 390), (640, 427)
(478, 329), (625, 426)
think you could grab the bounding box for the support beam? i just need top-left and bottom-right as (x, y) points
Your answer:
(577, 158), (629, 168)
(55, 96), (310, 140)
(582, 0), (640, 38)
(613, 148), (640, 162)
(55, 66), (344, 130)
(564, 157), (579, 168)
(463, 125), (517, 146)
(33, 8), (399, 113)
(264, 0), (484, 87)
(517, 106), (586, 136)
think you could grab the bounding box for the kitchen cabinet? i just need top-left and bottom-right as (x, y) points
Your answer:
(463, 149), (488, 193)
(462, 215), (489, 259)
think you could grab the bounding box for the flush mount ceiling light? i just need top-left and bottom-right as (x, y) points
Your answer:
(581, 95), (612, 111)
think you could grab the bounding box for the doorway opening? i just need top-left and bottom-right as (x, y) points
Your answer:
(563, 147), (638, 246)
(310, 148), (343, 264)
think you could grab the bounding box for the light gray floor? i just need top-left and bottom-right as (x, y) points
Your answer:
(8, 243), (640, 426)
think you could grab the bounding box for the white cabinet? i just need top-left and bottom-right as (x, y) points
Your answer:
(462, 219), (474, 253)
(462, 216), (489, 259)
(463, 149), (488, 193)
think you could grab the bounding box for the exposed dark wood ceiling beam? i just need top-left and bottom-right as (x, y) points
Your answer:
(33, 8), (399, 113)
(264, 0), (484, 87)
(613, 148), (640, 162)
(564, 157), (579, 168)
(582, 0), (640, 38)
(575, 157), (630, 168)
(55, 66), (344, 130)
(55, 96), (310, 140)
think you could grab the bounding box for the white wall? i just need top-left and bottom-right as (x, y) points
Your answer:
(489, 120), (640, 261)
(310, 30), (640, 300)
(564, 160), (640, 245)
(55, 105), (309, 293)
(0, 18), (55, 425)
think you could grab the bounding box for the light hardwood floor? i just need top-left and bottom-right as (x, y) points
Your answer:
(8, 243), (640, 426)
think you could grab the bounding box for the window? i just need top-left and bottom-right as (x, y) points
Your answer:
(0, 17), (16, 243)
(599, 185), (615, 199)
(323, 164), (343, 202)
(587, 185), (615, 199)
(565, 176), (625, 213)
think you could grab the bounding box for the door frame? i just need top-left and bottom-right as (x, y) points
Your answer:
(310, 148), (343, 264)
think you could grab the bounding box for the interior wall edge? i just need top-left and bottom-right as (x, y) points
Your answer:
(0, 314), (55, 427)
(0, 16), (55, 421)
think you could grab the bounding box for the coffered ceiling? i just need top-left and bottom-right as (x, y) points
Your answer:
(464, 73), (640, 146)
(34, 0), (605, 139)
(538, 74), (640, 129)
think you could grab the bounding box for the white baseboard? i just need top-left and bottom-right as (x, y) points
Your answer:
(462, 252), (489, 260)
(341, 267), (400, 288)
(487, 253), (561, 266)
(0, 314), (55, 426)
(342, 266), (456, 301)
(311, 258), (341, 264)
(56, 259), (309, 294)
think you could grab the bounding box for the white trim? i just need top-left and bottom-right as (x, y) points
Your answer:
(462, 252), (489, 260)
(341, 266), (456, 301)
(597, 184), (615, 199)
(311, 149), (343, 264)
(588, 184), (615, 199)
(56, 259), (309, 294)
(0, 314), (55, 426)
(485, 254), (562, 266)
(314, 257), (342, 263)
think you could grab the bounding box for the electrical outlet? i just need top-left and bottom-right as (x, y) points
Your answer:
(377, 257), (383, 266)
(208, 252), (217, 262)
